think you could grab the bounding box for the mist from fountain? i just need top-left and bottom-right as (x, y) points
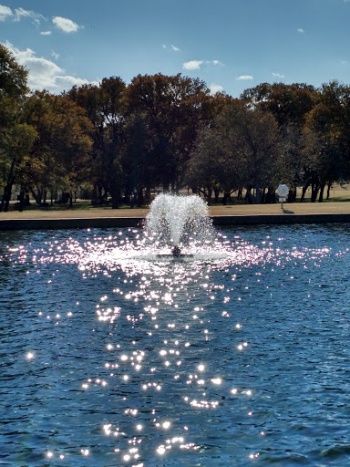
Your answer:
(144, 193), (216, 256)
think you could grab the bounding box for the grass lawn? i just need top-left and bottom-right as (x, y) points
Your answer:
(1, 185), (350, 219)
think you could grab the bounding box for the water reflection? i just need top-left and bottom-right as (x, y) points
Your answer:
(1, 225), (350, 465)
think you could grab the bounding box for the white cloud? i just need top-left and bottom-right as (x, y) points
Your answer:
(183, 60), (204, 70)
(272, 72), (285, 79)
(209, 83), (224, 95)
(14, 7), (35, 21)
(4, 41), (88, 93)
(183, 59), (222, 71)
(40, 31), (52, 36)
(0, 5), (44, 24)
(54, 74), (90, 89)
(14, 7), (30, 20)
(236, 75), (253, 81)
(8, 43), (62, 85)
(52, 16), (80, 33)
(162, 44), (181, 52)
(210, 60), (223, 66)
(297, 28), (305, 34)
(0, 4), (13, 21)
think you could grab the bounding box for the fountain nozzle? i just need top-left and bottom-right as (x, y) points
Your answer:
(172, 245), (181, 258)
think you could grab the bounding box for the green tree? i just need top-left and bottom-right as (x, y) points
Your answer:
(241, 82), (319, 199)
(125, 73), (210, 193)
(68, 77), (126, 208)
(0, 44), (28, 126)
(241, 82), (317, 128)
(229, 105), (280, 203)
(0, 44), (31, 211)
(185, 95), (241, 203)
(0, 123), (37, 211)
(123, 113), (154, 205)
(301, 81), (350, 201)
(188, 100), (280, 204)
(186, 127), (241, 203)
(22, 91), (93, 205)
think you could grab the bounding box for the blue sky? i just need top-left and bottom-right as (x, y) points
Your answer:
(1, 0), (350, 97)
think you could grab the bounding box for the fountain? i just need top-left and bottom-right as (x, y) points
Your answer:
(144, 193), (215, 258)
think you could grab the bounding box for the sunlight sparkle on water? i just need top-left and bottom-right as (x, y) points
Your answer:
(25, 351), (35, 361)
(2, 218), (344, 465)
(156, 445), (167, 455)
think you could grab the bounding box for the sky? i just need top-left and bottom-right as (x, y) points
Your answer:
(1, 0), (350, 97)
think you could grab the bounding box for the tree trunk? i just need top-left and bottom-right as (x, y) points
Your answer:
(265, 186), (276, 203)
(222, 191), (230, 205)
(245, 187), (253, 204)
(287, 187), (297, 202)
(213, 186), (220, 204)
(145, 187), (151, 204)
(255, 184), (262, 204)
(91, 184), (105, 205)
(0, 182), (13, 212)
(206, 187), (213, 204)
(137, 187), (144, 206)
(300, 183), (309, 202)
(318, 184), (325, 202)
(18, 188), (25, 212)
(111, 196), (119, 209)
(0, 156), (16, 212)
(29, 186), (44, 205)
(311, 182), (319, 202)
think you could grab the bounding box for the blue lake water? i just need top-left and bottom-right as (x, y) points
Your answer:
(1, 224), (350, 466)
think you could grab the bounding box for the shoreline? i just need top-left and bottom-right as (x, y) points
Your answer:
(1, 202), (350, 230)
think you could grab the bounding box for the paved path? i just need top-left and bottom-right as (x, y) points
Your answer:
(1, 202), (350, 230)
(1, 201), (350, 219)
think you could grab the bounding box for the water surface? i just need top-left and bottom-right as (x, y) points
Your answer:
(1, 224), (350, 466)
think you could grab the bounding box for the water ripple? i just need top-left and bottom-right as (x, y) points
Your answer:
(1, 224), (350, 465)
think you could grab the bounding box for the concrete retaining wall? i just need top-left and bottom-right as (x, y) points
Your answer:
(211, 213), (350, 226)
(1, 213), (350, 231)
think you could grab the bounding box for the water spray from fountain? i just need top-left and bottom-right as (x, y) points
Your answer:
(144, 193), (215, 257)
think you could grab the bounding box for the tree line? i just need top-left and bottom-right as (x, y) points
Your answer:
(1, 43), (350, 211)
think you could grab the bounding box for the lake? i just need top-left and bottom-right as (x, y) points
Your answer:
(1, 223), (350, 466)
